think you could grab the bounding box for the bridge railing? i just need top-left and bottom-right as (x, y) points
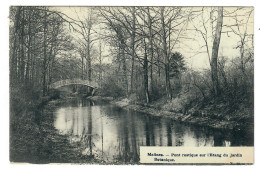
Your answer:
(49, 79), (99, 89)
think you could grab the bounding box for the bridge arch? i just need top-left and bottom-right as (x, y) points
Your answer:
(49, 79), (99, 89)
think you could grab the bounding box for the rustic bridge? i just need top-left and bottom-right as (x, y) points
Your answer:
(49, 79), (99, 89)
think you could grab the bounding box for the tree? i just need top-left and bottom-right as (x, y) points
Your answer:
(169, 52), (186, 78)
(158, 7), (189, 99)
(130, 7), (136, 93)
(99, 7), (131, 97)
(211, 7), (223, 96)
(224, 8), (254, 75)
(191, 7), (223, 96)
(74, 8), (98, 81)
(10, 6), (78, 96)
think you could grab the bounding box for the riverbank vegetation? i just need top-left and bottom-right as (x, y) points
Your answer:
(96, 7), (254, 127)
(9, 7), (253, 162)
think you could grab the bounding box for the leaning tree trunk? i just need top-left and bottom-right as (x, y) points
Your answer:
(211, 7), (223, 96)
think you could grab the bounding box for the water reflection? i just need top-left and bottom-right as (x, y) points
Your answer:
(53, 98), (252, 163)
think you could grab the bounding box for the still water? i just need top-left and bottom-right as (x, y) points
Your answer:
(53, 98), (253, 163)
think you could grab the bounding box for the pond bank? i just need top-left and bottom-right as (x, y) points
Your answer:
(87, 96), (252, 131)
(10, 94), (104, 163)
(10, 93), (253, 163)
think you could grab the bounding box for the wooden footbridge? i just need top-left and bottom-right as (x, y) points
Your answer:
(49, 79), (99, 89)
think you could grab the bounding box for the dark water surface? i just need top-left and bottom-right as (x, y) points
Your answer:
(51, 98), (253, 163)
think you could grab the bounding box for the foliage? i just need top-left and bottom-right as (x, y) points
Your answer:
(169, 52), (186, 78)
(179, 54), (254, 117)
(99, 76), (125, 98)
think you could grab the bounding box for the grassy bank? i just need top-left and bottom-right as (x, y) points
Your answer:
(10, 86), (103, 163)
(109, 94), (253, 131)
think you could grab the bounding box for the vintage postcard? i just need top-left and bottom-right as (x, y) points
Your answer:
(9, 6), (254, 164)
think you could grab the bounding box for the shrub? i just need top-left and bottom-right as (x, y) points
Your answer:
(100, 76), (125, 98)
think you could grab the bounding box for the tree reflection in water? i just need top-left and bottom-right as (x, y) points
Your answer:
(53, 98), (252, 163)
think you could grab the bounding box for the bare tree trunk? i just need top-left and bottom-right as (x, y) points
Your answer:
(116, 45), (121, 85)
(11, 7), (21, 83)
(99, 38), (102, 86)
(144, 39), (150, 103)
(42, 11), (48, 96)
(147, 7), (154, 95)
(30, 36), (36, 84)
(130, 7), (136, 93)
(81, 55), (84, 80)
(211, 7), (223, 96)
(19, 8), (25, 82)
(25, 12), (32, 83)
(240, 33), (246, 74)
(49, 52), (56, 86)
(156, 47), (161, 78)
(87, 27), (91, 81)
(160, 7), (172, 99)
(121, 40), (128, 97)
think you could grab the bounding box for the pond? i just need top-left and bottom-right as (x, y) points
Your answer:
(52, 98), (253, 163)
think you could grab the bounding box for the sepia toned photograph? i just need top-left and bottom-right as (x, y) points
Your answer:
(9, 6), (254, 164)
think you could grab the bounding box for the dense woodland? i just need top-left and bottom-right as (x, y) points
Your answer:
(9, 6), (254, 163)
(10, 6), (253, 112)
